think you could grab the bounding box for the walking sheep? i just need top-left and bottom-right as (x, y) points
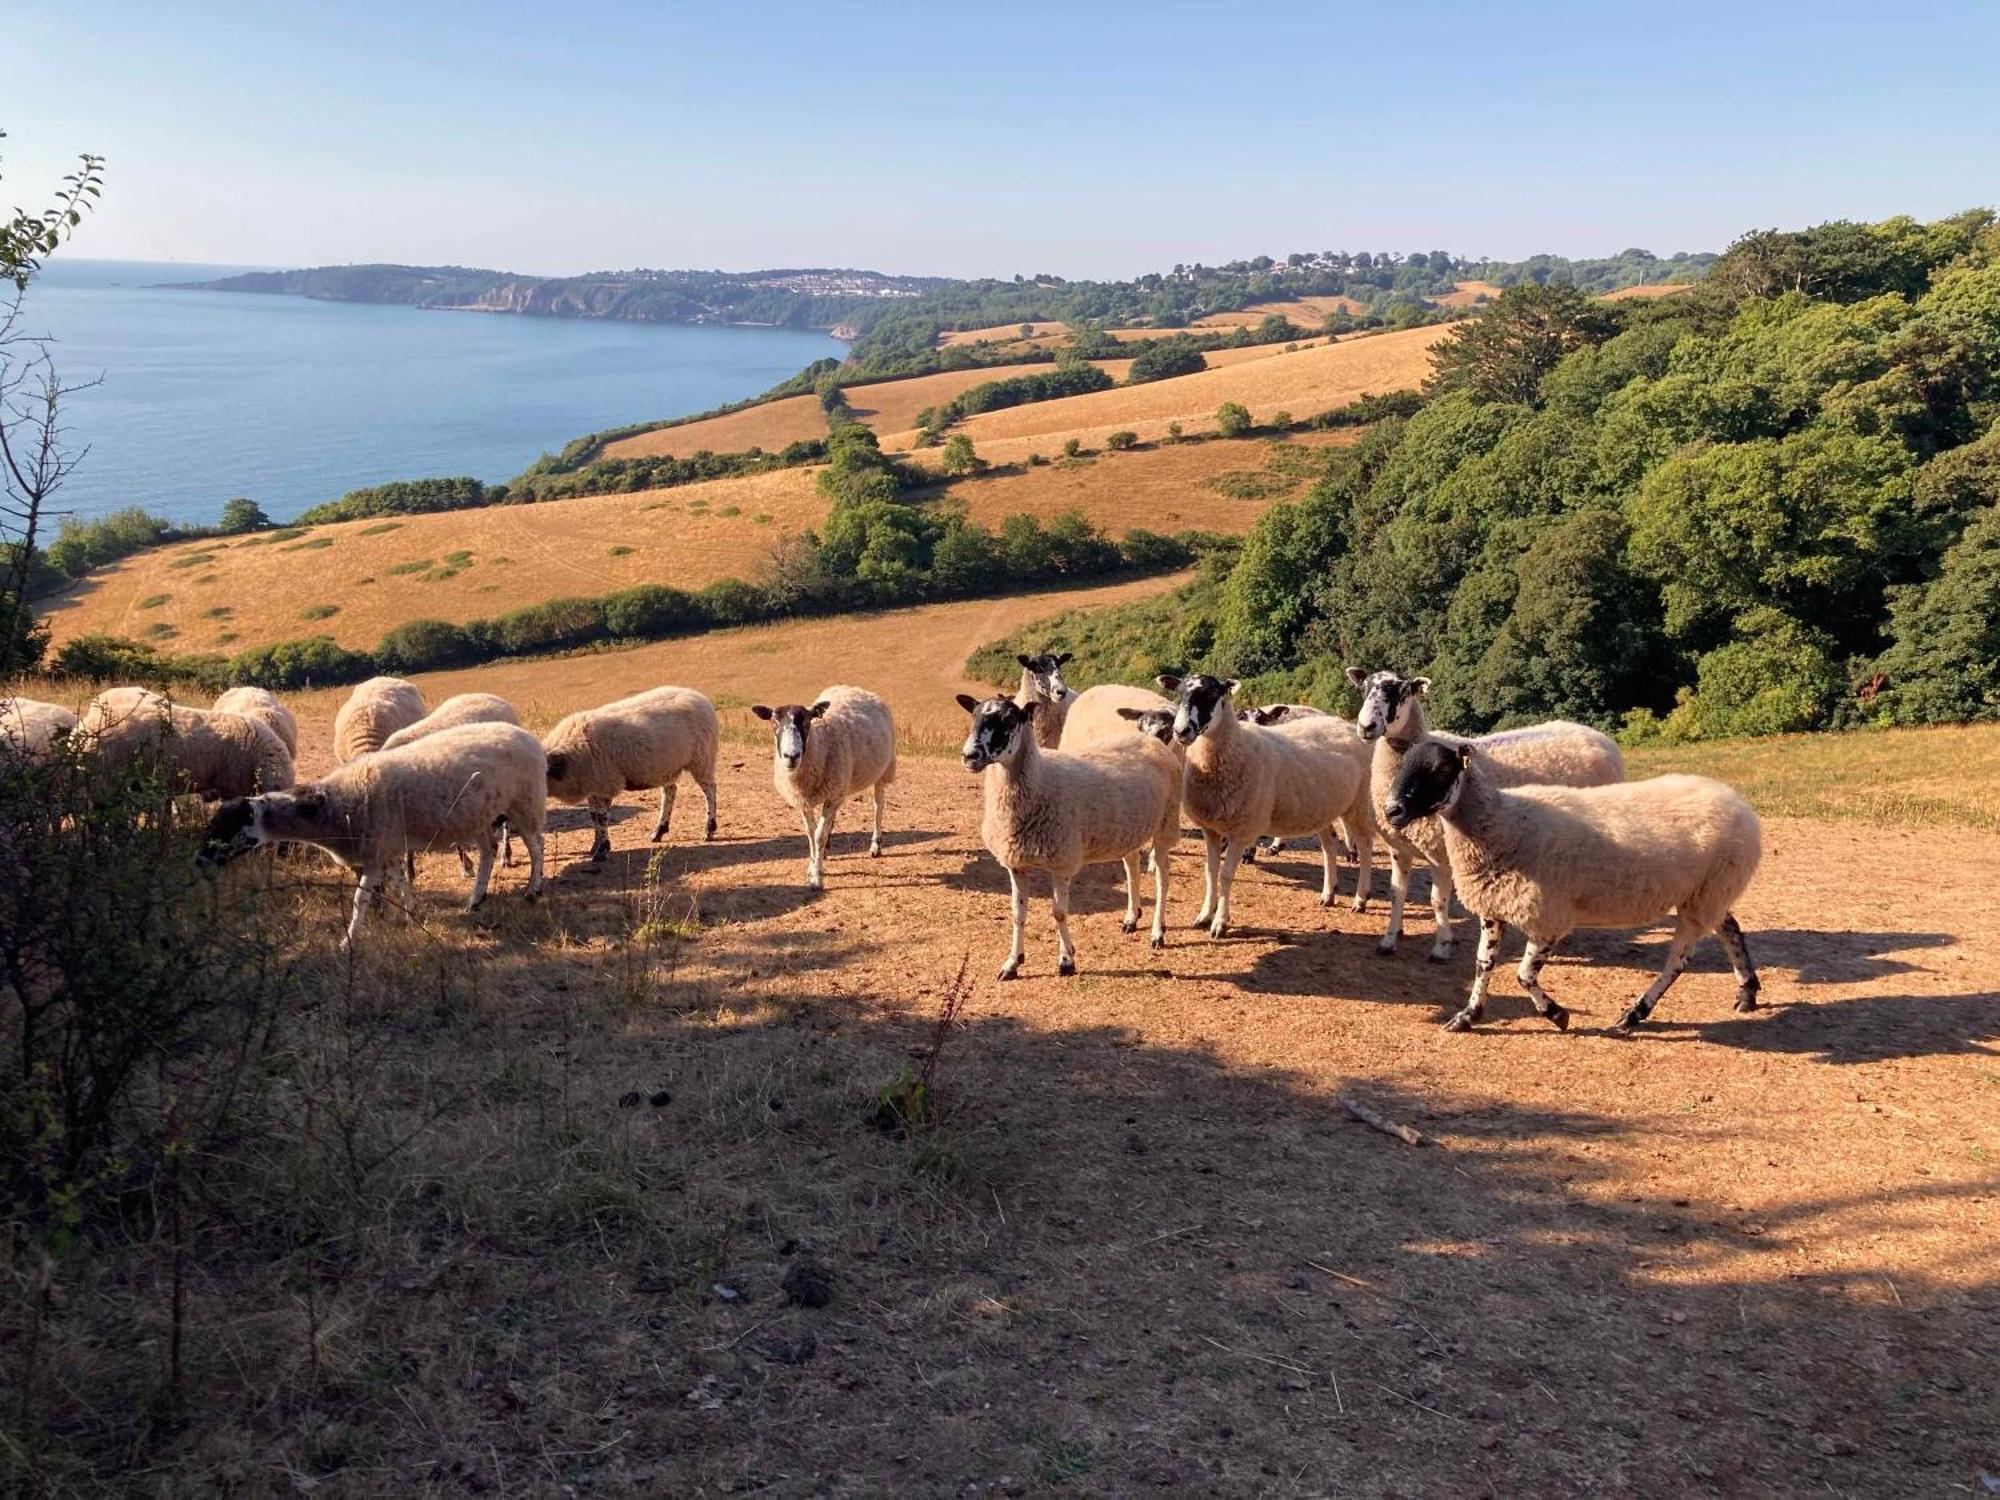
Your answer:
(332, 676), (427, 762)
(1014, 652), (1074, 749)
(958, 693), (1179, 979)
(1385, 740), (1761, 1034)
(81, 691), (294, 801)
(544, 687), (719, 862)
(751, 685), (895, 890)
(0, 697), (79, 760)
(199, 721), (548, 947)
(1349, 668), (1625, 960)
(212, 686), (298, 759)
(1160, 674), (1374, 937)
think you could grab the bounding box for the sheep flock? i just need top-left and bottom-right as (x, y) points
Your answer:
(5, 660), (1769, 1034)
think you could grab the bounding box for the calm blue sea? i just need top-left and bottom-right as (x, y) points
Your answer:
(21, 260), (843, 526)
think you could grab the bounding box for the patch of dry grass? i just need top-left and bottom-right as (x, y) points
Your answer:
(1600, 282), (1696, 301)
(843, 359), (1133, 436)
(598, 394), (829, 461)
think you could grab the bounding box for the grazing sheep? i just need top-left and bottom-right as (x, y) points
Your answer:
(1349, 668), (1626, 961)
(544, 687), (719, 862)
(958, 693), (1179, 978)
(212, 686), (298, 759)
(81, 691), (294, 800)
(1159, 674), (1373, 938)
(751, 685), (895, 890)
(1014, 652), (1074, 749)
(1239, 703), (1327, 727)
(1386, 740), (1761, 1034)
(332, 676), (427, 762)
(0, 697), (79, 760)
(199, 722), (548, 947)
(1116, 706), (1178, 744)
(1059, 682), (1173, 751)
(381, 691), (520, 750)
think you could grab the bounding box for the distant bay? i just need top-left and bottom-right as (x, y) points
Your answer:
(21, 260), (842, 527)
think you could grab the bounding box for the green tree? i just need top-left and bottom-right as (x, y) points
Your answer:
(1875, 505), (2000, 723)
(1425, 282), (1617, 406)
(1126, 335), (1208, 385)
(938, 434), (981, 476)
(1215, 402), (1252, 437)
(1666, 608), (1844, 739)
(218, 497), (271, 534)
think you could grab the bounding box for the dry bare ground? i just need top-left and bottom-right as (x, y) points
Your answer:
(885, 326), (1448, 462)
(598, 393), (830, 461)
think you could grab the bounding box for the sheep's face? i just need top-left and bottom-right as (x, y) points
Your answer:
(1117, 706), (1177, 744)
(1169, 674), (1239, 746)
(1385, 740), (1470, 828)
(1350, 669), (1428, 742)
(198, 788), (328, 865)
(1016, 652), (1073, 709)
(957, 694), (1033, 771)
(1242, 704), (1293, 726)
(751, 702), (828, 772)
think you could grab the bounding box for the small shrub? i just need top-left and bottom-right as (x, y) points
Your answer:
(1106, 430), (1139, 451)
(167, 552), (218, 571)
(141, 622), (177, 640)
(1062, 438), (1082, 458)
(488, 596), (609, 655)
(137, 593), (171, 609)
(299, 603), (339, 621)
(386, 558), (433, 575)
(1166, 422), (1184, 443)
(716, 505), (742, 518)
(1271, 410), (1294, 429)
(442, 550), (473, 567)
(378, 617), (478, 672)
(357, 521), (404, 536)
(607, 544), (635, 557)
(1215, 402), (1253, 438)
(280, 536), (334, 552)
(1028, 453), (1048, 466)
(228, 634), (374, 689)
(420, 567), (461, 582)
(604, 584), (700, 639)
(216, 631), (238, 645)
(752, 513), (774, 525)
(193, 573), (218, 584)
(1206, 470), (1300, 502)
(200, 606), (234, 620)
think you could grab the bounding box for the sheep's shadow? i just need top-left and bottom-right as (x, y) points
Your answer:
(1675, 990), (2000, 1064)
(1579, 926), (1957, 986)
(933, 851), (1150, 916)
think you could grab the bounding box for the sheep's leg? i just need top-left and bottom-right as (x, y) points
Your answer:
(998, 868), (1028, 980)
(1427, 858), (1457, 963)
(1194, 830), (1224, 928)
(1120, 852), (1144, 934)
(1379, 848), (1411, 956)
(1613, 916), (1698, 1032)
(1718, 913), (1760, 1012)
(1348, 824), (1374, 913)
(868, 783), (885, 858)
(454, 845), (475, 877)
(699, 774), (718, 841)
(1517, 937), (1570, 1031)
(1241, 839), (1257, 865)
(343, 872), (382, 949)
(498, 817), (514, 868)
(652, 782), (677, 843)
(466, 837), (497, 912)
(522, 823), (545, 900)
(797, 809), (818, 888)
(808, 804), (837, 889)
(587, 796), (613, 862)
(1051, 873), (1078, 975)
(1446, 918), (1504, 1032)
(1149, 840), (1170, 949)
(1316, 828), (1339, 908)
(1332, 819), (1356, 862)
(1210, 838), (1249, 939)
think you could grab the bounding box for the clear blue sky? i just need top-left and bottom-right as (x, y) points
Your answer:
(8, 0), (1998, 279)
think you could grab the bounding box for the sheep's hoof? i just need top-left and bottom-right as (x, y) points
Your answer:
(704, 824), (717, 841)
(651, 828), (667, 843)
(1241, 849), (1257, 864)
(1374, 941), (1398, 958)
(997, 959), (1021, 981)
(1149, 932), (1165, 951)
(589, 844), (609, 864)
(1425, 948), (1451, 965)
(1733, 988), (1759, 1013)
(1057, 957), (1077, 977)
(1318, 892), (1336, 909)
(464, 897), (485, 914)
(1443, 1012), (1475, 1033)
(1350, 897), (1369, 915)
(1545, 1004), (1570, 1031)
(1207, 919), (1228, 940)
(524, 888), (543, 904)
(869, 842), (883, 859)
(1190, 914), (1213, 930)
(1609, 1008), (1643, 1034)
(1121, 915), (1139, 934)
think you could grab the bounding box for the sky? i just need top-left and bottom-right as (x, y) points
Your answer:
(7, 0), (1999, 280)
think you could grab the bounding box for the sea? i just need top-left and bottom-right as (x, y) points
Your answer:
(17, 260), (844, 527)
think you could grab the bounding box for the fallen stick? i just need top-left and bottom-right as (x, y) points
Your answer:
(1335, 1092), (1431, 1148)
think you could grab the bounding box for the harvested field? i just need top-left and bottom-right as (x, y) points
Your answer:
(1435, 279), (1503, 308)
(43, 467), (828, 653)
(883, 324), (1447, 462)
(1602, 282), (1697, 300)
(844, 358), (1133, 436)
(598, 393), (828, 460)
(939, 319), (1068, 348)
(1193, 293), (1367, 326)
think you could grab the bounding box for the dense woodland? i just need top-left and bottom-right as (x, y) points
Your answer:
(997, 213), (2000, 737)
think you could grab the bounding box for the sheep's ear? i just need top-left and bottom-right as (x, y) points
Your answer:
(1456, 744), (1474, 770)
(1021, 700), (1042, 723)
(1155, 673), (1182, 693)
(1345, 666), (1369, 688)
(955, 693), (981, 715)
(749, 705), (774, 721)
(808, 701), (831, 719)
(1115, 707), (1144, 720)
(1016, 655), (1036, 670)
(1412, 677), (1432, 696)
(1054, 652), (1073, 666)
(1224, 679), (1242, 698)
(545, 751), (568, 780)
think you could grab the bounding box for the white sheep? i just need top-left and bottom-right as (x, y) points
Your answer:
(332, 676), (427, 762)
(1348, 668), (1626, 961)
(1014, 652), (1074, 749)
(199, 721), (548, 947)
(81, 690), (294, 800)
(544, 687), (719, 861)
(751, 685), (895, 890)
(0, 696), (80, 760)
(381, 691), (520, 750)
(212, 686), (299, 759)
(1385, 739), (1761, 1034)
(1058, 682), (1173, 751)
(1159, 673), (1373, 938)
(1239, 703), (1327, 726)
(958, 693), (1179, 978)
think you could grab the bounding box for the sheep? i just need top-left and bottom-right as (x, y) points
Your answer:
(1239, 703), (1327, 727)
(1058, 682), (1172, 751)
(958, 692), (1179, 979)
(544, 687), (719, 862)
(751, 685), (895, 890)
(381, 691), (520, 750)
(1116, 706), (1177, 744)
(0, 697), (80, 760)
(1159, 673), (1373, 938)
(1348, 668), (1626, 961)
(212, 686), (298, 759)
(80, 690), (294, 800)
(198, 721), (548, 947)
(332, 676), (427, 762)
(1014, 652), (1074, 749)
(1385, 739), (1761, 1034)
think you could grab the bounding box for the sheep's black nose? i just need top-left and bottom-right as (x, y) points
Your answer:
(1386, 800), (1407, 825)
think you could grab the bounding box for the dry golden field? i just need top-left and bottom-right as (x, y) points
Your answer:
(1602, 282), (1697, 301)
(938, 319), (1068, 348)
(843, 358), (1134, 436)
(598, 393), (829, 461)
(1191, 293), (1367, 326)
(42, 468), (829, 652)
(1435, 279), (1503, 308)
(881, 323), (1448, 461)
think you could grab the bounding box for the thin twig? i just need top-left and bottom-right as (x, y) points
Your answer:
(1306, 1260), (1374, 1290)
(697, 1314), (778, 1353)
(1373, 1381), (1448, 1419)
(1198, 1334), (1314, 1374)
(1335, 1092), (1432, 1147)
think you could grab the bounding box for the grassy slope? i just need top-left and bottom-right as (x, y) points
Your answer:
(598, 393), (830, 460)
